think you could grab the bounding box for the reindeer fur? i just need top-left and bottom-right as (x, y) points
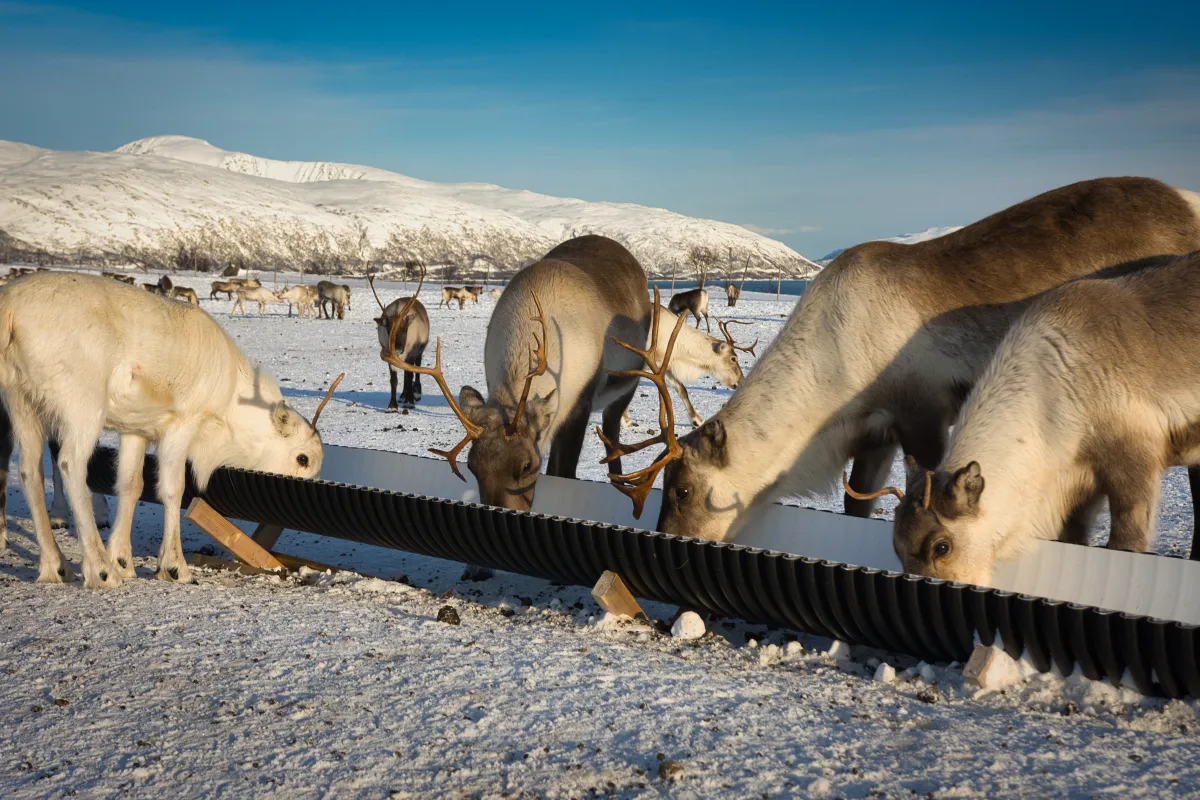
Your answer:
(656, 177), (1200, 542)
(0, 272), (324, 588)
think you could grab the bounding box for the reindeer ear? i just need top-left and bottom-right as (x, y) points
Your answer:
(711, 341), (722, 355)
(948, 462), (985, 513)
(694, 418), (728, 465)
(527, 389), (558, 435)
(459, 386), (486, 422)
(272, 402), (301, 437)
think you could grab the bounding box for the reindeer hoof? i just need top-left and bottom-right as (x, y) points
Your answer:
(167, 566), (178, 581)
(386, 406), (399, 414)
(49, 516), (67, 530)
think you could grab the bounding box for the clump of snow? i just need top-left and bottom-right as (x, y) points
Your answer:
(826, 639), (852, 660)
(670, 611), (706, 640)
(874, 662), (897, 683)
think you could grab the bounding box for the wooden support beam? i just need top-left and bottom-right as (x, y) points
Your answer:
(251, 523), (285, 550)
(185, 498), (285, 571)
(591, 570), (646, 620)
(270, 551), (343, 574)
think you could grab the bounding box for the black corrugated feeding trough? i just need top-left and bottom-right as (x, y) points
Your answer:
(82, 444), (1200, 699)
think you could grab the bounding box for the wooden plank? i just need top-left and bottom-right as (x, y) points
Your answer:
(184, 498), (286, 571)
(591, 570), (646, 620)
(251, 523), (285, 550)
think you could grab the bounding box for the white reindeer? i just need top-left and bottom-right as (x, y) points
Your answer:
(233, 285), (281, 315)
(0, 272), (334, 588)
(622, 308), (755, 428)
(278, 285), (319, 318)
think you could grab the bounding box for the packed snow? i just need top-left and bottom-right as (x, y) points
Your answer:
(0, 136), (820, 279)
(1, 268), (1198, 798)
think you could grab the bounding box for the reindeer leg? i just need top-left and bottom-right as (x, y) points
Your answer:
(411, 347), (425, 403)
(57, 416), (120, 589)
(600, 380), (640, 477)
(1104, 465), (1160, 554)
(48, 440), (69, 529)
(0, 405), (11, 550)
(154, 424), (198, 583)
(668, 375), (703, 427)
(106, 433), (148, 580)
(547, 402), (591, 479)
(703, 311), (711, 334)
(387, 367), (400, 412)
(1060, 491), (1103, 546)
(11, 406), (70, 582)
(844, 443), (899, 518)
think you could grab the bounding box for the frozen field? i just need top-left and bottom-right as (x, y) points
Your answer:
(1, 269), (1198, 798)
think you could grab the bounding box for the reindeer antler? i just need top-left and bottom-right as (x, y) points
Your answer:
(505, 292), (549, 437)
(371, 266), (426, 320)
(595, 287), (687, 519)
(310, 372), (345, 431)
(840, 469), (934, 508)
(717, 319), (758, 356)
(367, 274), (387, 313)
(381, 332), (482, 481)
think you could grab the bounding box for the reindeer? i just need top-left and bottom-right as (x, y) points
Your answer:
(168, 286), (200, 306)
(369, 272), (430, 410)
(227, 278), (261, 289)
(0, 272), (334, 588)
(612, 177), (1200, 539)
(233, 285), (281, 315)
(875, 250), (1200, 585)
(142, 282), (162, 294)
(668, 288), (711, 333)
(621, 313), (756, 428)
(463, 285), (483, 304)
(211, 280), (238, 300)
(382, 235), (652, 511)
(438, 286), (472, 310)
(725, 284), (741, 307)
(278, 284), (320, 318)
(114, 275), (136, 285)
(317, 281), (352, 319)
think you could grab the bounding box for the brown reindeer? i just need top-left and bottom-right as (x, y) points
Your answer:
(211, 280), (238, 300)
(668, 288), (711, 333)
(625, 177), (1200, 541)
(382, 235), (652, 511)
(317, 281), (351, 319)
(438, 286), (472, 310)
(881, 250), (1200, 584)
(370, 272), (430, 410)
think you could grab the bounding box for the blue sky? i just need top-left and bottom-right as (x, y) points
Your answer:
(1, 1), (1198, 257)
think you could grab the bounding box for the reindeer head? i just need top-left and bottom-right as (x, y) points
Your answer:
(713, 320), (758, 390)
(654, 417), (742, 540)
(887, 455), (993, 585)
(379, 284), (554, 511)
(211, 371), (342, 489)
(458, 383), (558, 511)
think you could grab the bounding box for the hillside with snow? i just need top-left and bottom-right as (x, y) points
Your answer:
(0, 136), (821, 279)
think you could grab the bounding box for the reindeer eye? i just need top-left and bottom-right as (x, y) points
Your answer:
(672, 486), (691, 504)
(297, 454), (310, 468)
(933, 540), (951, 559)
(522, 460), (532, 476)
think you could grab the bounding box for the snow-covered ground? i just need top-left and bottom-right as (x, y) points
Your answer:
(1, 269), (1198, 798)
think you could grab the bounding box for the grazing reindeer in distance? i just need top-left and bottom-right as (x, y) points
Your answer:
(370, 271), (430, 410)
(668, 288), (711, 333)
(233, 285), (281, 315)
(633, 177), (1200, 543)
(462, 285), (483, 304)
(382, 235), (652, 512)
(279, 284), (319, 318)
(725, 284), (741, 307)
(621, 313), (757, 428)
(211, 280), (238, 300)
(438, 286), (472, 310)
(880, 250), (1200, 584)
(0, 272), (332, 588)
(168, 286), (200, 306)
(317, 281), (352, 319)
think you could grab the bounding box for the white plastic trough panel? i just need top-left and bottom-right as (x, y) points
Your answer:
(319, 445), (1200, 626)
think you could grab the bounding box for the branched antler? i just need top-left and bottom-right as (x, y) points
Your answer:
(596, 287), (687, 518)
(505, 292), (549, 437)
(381, 334), (482, 481)
(310, 372), (345, 431)
(717, 319), (758, 356)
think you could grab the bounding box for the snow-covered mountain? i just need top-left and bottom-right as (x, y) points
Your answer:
(817, 225), (965, 265)
(0, 135), (821, 279)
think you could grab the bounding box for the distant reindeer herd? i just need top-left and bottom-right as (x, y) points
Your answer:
(3, 174), (1200, 592)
